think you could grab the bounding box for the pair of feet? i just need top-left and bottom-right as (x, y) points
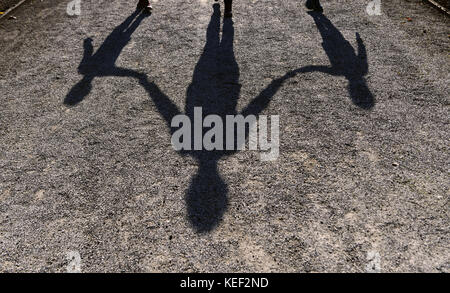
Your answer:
(136, 1), (318, 17)
(305, 0), (323, 13)
(137, 0), (152, 13)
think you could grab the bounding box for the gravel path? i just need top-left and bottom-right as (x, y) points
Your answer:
(0, 0), (448, 272)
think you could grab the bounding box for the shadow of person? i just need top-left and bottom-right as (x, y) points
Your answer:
(65, 5), (374, 233)
(297, 12), (375, 109)
(137, 4), (304, 233)
(152, 4), (237, 233)
(182, 5), (237, 233)
(65, 9), (149, 106)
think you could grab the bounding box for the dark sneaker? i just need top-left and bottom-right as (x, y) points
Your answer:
(143, 4), (152, 14)
(137, 0), (152, 13)
(136, 0), (147, 9)
(224, 0), (232, 18)
(305, 0), (323, 12)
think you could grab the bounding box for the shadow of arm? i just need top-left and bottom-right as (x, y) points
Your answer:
(83, 38), (93, 57)
(240, 66), (332, 117)
(112, 67), (181, 129)
(139, 77), (181, 131)
(78, 38), (93, 73)
(356, 33), (369, 74)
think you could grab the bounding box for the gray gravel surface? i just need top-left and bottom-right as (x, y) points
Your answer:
(0, 0), (449, 272)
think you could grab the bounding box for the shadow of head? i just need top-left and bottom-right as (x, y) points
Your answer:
(64, 75), (93, 106)
(186, 156), (228, 233)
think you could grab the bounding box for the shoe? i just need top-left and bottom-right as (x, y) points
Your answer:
(137, 0), (152, 13)
(143, 4), (152, 14)
(305, 0), (323, 12)
(224, 0), (232, 18)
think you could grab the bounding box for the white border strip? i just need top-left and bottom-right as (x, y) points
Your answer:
(426, 0), (450, 16)
(0, 0), (29, 20)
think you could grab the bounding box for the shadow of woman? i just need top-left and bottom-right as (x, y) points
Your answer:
(137, 4), (309, 233)
(297, 12), (375, 109)
(64, 9), (149, 106)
